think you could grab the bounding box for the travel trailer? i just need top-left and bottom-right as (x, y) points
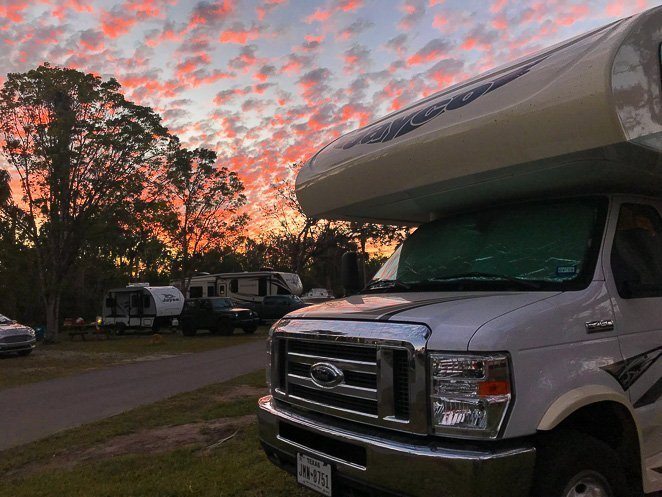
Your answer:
(172, 271), (303, 305)
(301, 288), (335, 303)
(99, 284), (184, 333)
(258, 8), (662, 497)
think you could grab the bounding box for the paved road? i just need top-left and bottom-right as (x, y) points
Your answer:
(0, 340), (266, 451)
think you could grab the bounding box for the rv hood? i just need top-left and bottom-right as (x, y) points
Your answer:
(286, 291), (558, 350)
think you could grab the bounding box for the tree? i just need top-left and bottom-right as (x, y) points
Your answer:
(263, 163), (409, 292)
(163, 146), (247, 294)
(0, 64), (173, 341)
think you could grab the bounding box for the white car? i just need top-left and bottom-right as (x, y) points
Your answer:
(0, 314), (36, 356)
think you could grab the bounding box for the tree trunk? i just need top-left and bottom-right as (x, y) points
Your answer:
(360, 232), (368, 286)
(44, 293), (61, 343)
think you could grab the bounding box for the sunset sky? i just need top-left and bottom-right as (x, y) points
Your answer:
(0, 0), (658, 224)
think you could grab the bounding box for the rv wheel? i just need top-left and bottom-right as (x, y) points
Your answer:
(531, 430), (629, 497)
(216, 320), (234, 336)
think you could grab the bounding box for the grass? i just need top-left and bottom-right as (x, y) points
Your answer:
(0, 370), (314, 497)
(0, 326), (270, 390)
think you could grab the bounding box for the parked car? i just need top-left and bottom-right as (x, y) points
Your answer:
(258, 8), (662, 497)
(247, 295), (307, 321)
(0, 314), (36, 356)
(179, 297), (259, 336)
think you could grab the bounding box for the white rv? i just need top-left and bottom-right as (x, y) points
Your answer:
(258, 8), (662, 497)
(173, 271), (303, 305)
(99, 284), (184, 333)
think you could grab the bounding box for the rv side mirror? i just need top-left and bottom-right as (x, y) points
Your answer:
(341, 251), (362, 295)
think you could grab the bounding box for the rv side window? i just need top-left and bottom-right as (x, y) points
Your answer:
(189, 286), (203, 298)
(207, 285), (216, 297)
(611, 203), (662, 298)
(230, 279), (238, 293)
(142, 295), (150, 308)
(258, 277), (268, 296)
(130, 295), (140, 307)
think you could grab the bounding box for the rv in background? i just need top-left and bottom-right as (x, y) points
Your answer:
(172, 271), (303, 305)
(301, 288), (335, 303)
(99, 283), (184, 334)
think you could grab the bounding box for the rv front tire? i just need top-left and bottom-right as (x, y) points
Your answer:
(531, 430), (629, 497)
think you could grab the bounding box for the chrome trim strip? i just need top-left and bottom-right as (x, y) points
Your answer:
(287, 374), (378, 400)
(287, 394), (379, 418)
(288, 352), (378, 373)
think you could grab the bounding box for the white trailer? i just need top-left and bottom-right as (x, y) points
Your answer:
(100, 283), (184, 333)
(172, 271), (303, 305)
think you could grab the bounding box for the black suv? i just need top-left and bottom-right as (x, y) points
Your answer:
(180, 298), (259, 336)
(249, 295), (307, 321)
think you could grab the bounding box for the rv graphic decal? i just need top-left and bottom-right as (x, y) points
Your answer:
(335, 57), (547, 151)
(161, 294), (181, 303)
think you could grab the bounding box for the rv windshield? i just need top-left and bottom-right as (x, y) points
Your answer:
(369, 198), (607, 292)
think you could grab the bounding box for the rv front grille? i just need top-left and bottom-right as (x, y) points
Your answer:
(274, 337), (414, 429)
(1, 335), (31, 344)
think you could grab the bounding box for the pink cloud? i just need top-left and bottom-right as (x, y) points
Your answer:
(306, 7), (332, 23)
(100, 9), (137, 38)
(407, 38), (452, 65)
(219, 22), (261, 44)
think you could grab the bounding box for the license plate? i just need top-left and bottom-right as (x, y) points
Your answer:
(297, 453), (332, 496)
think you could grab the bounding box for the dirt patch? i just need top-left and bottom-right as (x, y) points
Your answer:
(6, 415), (255, 479)
(214, 385), (267, 403)
(120, 353), (182, 363)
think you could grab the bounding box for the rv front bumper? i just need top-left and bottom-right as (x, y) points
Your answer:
(258, 395), (535, 497)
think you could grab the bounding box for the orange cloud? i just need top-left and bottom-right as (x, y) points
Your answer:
(220, 23), (261, 44)
(100, 10), (137, 38)
(306, 8), (332, 23)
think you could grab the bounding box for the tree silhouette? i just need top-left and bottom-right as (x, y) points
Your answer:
(0, 64), (173, 341)
(162, 146), (247, 294)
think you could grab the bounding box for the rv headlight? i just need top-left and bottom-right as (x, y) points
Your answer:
(429, 353), (511, 439)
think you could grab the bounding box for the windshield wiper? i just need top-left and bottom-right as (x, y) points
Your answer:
(363, 279), (411, 292)
(425, 272), (542, 290)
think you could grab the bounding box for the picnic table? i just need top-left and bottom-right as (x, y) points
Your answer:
(63, 319), (111, 341)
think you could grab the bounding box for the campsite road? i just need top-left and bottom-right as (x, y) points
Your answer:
(0, 340), (266, 451)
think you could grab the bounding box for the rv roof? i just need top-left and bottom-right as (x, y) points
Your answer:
(296, 7), (662, 224)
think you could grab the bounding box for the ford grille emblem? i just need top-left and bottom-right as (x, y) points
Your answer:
(310, 362), (344, 389)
